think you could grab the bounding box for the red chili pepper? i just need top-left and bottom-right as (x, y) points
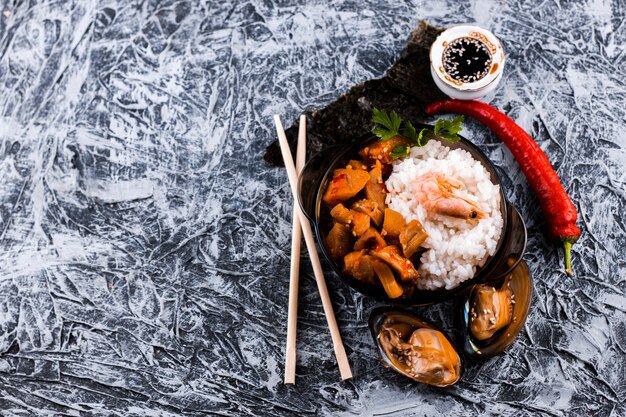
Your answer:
(425, 99), (580, 276)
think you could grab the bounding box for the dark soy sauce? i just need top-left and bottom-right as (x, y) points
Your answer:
(443, 37), (493, 83)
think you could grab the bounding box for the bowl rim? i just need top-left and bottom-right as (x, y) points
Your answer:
(306, 127), (524, 305)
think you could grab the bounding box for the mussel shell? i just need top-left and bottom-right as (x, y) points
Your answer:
(461, 259), (533, 358)
(369, 307), (464, 387)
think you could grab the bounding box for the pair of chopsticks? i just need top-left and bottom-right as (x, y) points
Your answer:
(274, 115), (352, 384)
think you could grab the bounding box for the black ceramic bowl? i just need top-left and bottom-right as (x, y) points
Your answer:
(298, 126), (527, 305)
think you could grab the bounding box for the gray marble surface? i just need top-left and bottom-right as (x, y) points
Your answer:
(0, 0), (624, 416)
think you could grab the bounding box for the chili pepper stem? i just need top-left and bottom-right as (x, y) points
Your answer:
(563, 240), (573, 277)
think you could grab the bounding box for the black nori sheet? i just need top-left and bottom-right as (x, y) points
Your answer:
(264, 21), (447, 166)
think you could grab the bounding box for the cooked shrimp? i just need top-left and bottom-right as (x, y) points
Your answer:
(412, 172), (485, 220)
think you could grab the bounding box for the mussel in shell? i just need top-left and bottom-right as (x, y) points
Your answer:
(469, 283), (513, 340)
(462, 259), (533, 358)
(369, 308), (462, 387)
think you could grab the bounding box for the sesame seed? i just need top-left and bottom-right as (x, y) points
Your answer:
(442, 37), (492, 83)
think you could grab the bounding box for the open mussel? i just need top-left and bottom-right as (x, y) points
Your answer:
(470, 282), (513, 340)
(369, 307), (463, 387)
(461, 259), (533, 358)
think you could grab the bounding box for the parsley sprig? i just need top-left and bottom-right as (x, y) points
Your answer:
(371, 108), (465, 159)
(417, 116), (464, 146)
(390, 145), (411, 159)
(371, 108), (402, 140)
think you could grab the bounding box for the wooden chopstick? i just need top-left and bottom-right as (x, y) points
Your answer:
(284, 115), (306, 384)
(274, 115), (353, 381)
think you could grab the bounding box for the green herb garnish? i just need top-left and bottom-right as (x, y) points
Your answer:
(371, 108), (464, 159)
(371, 108), (402, 140)
(390, 145), (411, 159)
(430, 116), (464, 143)
(415, 117), (465, 146)
(401, 121), (417, 143)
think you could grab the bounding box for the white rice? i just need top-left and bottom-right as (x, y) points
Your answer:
(384, 140), (503, 290)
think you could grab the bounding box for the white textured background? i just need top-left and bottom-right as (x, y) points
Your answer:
(0, 0), (624, 416)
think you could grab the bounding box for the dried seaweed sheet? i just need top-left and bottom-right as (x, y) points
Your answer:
(264, 20), (446, 166)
